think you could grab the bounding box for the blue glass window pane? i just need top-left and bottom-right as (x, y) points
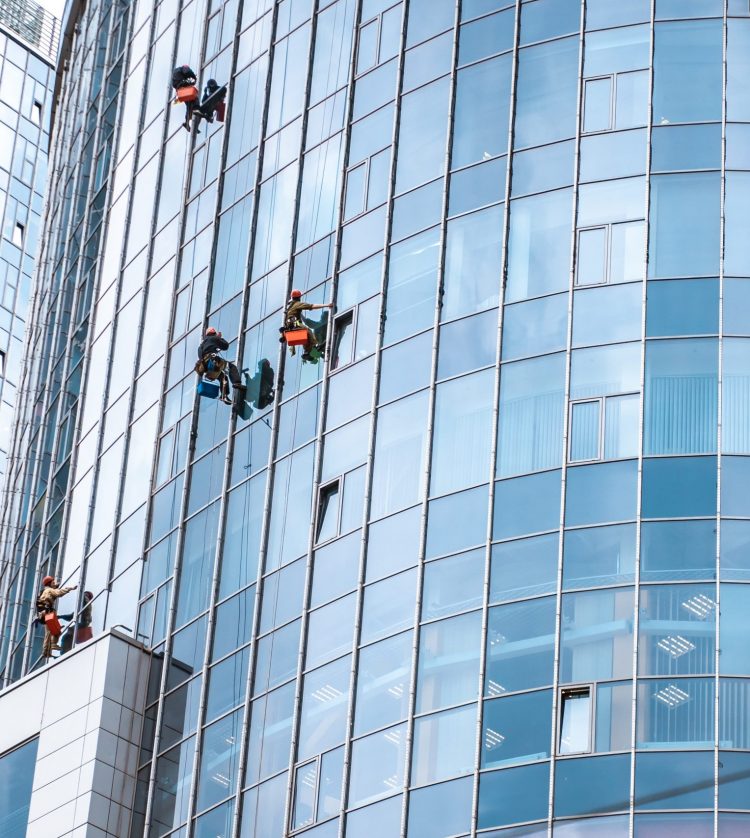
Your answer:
(725, 173), (750, 276)
(239, 773), (287, 838)
(503, 293), (568, 361)
(635, 751), (714, 807)
(486, 597), (556, 694)
(298, 657), (350, 761)
(520, 0), (579, 45)
(212, 587), (254, 661)
(561, 588), (634, 683)
(426, 487), (488, 559)
(721, 520), (750, 581)
(512, 140), (575, 196)
(579, 129), (648, 182)
(491, 533), (559, 602)
(586, 0), (650, 29)
(361, 569), (416, 645)
(493, 470), (562, 540)
(412, 704), (476, 784)
(596, 682), (634, 752)
(438, 309), (498, 380)
(0, 738), (38, 836)
(604, 394), (639, 460)
(443, 205), (503, 320)
(246, 684), (295, 785)
(721, 679), (750, 749)
(572, 283), (642, 347)
(720, 813), (750, 835)
(197, 710), (243, 811)
(656, 0), (723, 18)
(514, 37), (579, 148)
(449, 158), (505, 217)
(253, 620), (300, 695)
(646, 278), (718, 337)
(453, 55), (512, 168)
(153, 736), (195, 833)
(640, 521), (716, 581)
(366, 505), (421, 582)
(194, 800), (234, 838)
(719, 584), (750, 675)
(497, 354), (566, 477)
(641, 456), (717, 518)
(459, 9), (514, 65)
(206, 648), (249, 720)
(644, 339), (718, 455)
(408, 777), (473, 837)
(478, 762), (550, 829)
(395, 79), (449, 193)
(507, 188), (572, 302)
(391, 179), (443, 242)
(616, 71), (650, 130)
(349, 723), (407, 806)
(583, 77), (611, 133)
(719, 751), (750, 811)
(653, 20), (723, 123)
(354, 631), (412, 735)
(554, 754), (631, 818)
(379, 332), (432, 404)
(651, 124), (722, 172)
(403, 32), (453, 93)
(311, 531), (360, 608)
(563, 524), (636, 589)
(570, 400), (600, 462)
(724, 343), (750, 455)
(648, 173), (721, 279)
(417, 611), (482, 712)
(482, 690), (553, 768)
(724, 280), (750, 337)
(565, 461), (638, 527)
(578, 177), (646, 227)
(370, 392), (430, 520)
(259, 558), (306, 634)
(555, 816), (630, 836)
(728, 20), (750, 122)
(639, 584), (716, 677)
(726, 123), (750, 169)
(584, 25), (650, 76)
(431, 371), (495, 494)
(346, 796), (402, 837)
(306, 593), (356, 668)
(722, 457), (750, 514)
(406, 0), (454, 46)
(571, 342), (641, 399)
(635, 813), (713, 836)
(423, 548), (485, 619)
(385, 228), (439, 345)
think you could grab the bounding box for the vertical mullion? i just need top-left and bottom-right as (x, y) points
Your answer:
(629, 0), (657, 833)
(398, 0), (462, 831)
(715, 3), (729, 835)
(472, 0), (522, 834)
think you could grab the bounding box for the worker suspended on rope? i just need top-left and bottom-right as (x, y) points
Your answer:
(280, 290), (333, 362)
(171, 64), (199, 131)
(36, 575), (77, 659)
(195, 327), (243, 406)
(199, 78), (228, 125)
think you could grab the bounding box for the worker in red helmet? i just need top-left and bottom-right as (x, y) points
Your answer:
(282, 290), (333, 360)
(196, 326), (242, 405)
(36, 575), (77, 659)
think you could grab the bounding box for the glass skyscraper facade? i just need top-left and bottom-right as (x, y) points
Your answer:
(6, 0), (750, 836)
(0, 0), (55, 486)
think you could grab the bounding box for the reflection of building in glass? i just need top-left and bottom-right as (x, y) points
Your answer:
(4, 0), (750, 835)
(0, 4), (55, 480)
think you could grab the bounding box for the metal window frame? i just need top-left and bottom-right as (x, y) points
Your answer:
(557, 683), (595, 756)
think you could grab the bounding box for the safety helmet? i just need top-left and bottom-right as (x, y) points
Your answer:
(205, 326), (217, 336)
(206, 78), (218, 88)
(42, 575), (54, 586)
(290, 289), (303, 299)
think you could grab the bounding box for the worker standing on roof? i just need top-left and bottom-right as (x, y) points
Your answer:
(37, 575), (77, 659)
(196, 326), (242, 405)
(171, 64), (199, 131)
(282, 290), (333, 360)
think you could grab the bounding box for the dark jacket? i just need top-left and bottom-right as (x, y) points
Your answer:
(172, 65), (197, 90)
(198, 335), (229, 359)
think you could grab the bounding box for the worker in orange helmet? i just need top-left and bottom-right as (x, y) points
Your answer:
(281, 290), (332, 360)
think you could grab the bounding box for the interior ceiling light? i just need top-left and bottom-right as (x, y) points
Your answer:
(681, 594), (716, 620)
(653, 684), (690, 709)
(486, 679), (506, 697)
(657, 635), (696, 658)
(485, 727), (505, 750)
(312, 684), (343, 703)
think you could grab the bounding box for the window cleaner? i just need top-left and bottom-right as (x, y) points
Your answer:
(199, 79), (228, 126)
(195, 326), (244, 407)
(171, 66), (228, 134)
(171, 64), (200, 132)
(280, 290), (333, 362)
(36, 575), (77, 659)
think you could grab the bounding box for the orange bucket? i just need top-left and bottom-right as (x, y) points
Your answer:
(175, 85), (199, 103)
(284, 328), (309, 347)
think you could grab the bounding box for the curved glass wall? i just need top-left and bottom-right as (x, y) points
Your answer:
(3, 0), (750, 836)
